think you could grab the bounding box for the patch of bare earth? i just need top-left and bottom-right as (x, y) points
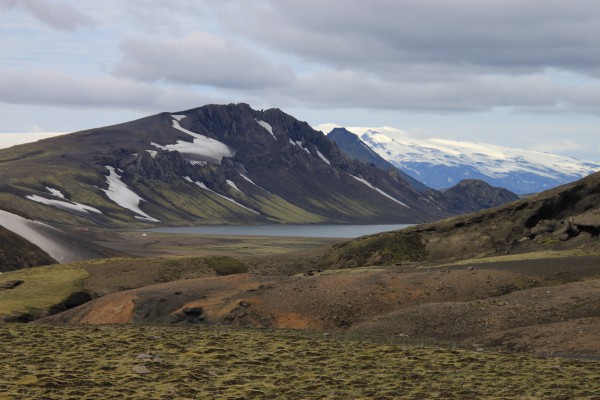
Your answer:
(42, 255), (600, 356)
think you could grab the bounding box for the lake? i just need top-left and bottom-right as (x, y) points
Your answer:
(149, 224), (412, 238)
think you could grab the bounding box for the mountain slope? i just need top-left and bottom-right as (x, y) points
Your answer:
(0, 104), (451, 234)
(327, 127), (520, 214)
(323, 170), (600, 268)
(0, 225), (55, 271)
(327, 127), (429, 192)
(317, 124), (600, 194)
(428, 179), (520, 215)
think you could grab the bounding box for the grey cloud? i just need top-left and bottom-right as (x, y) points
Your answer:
(222, 0), (600, 77)
(0, 0), (94, 31)
(263, 70), (598, 114)
(114, 32), (296, 89)
(0, 69), (214, 110)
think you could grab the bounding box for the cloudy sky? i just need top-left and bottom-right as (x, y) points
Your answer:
(2, 0), (600, 160)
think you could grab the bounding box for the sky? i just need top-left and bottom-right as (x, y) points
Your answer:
(1, 0), (600, 160)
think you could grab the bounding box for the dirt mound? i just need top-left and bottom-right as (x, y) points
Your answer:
(42, 255), (600, 355)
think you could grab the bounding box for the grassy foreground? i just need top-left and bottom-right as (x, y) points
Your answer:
(1, 324), (599, 399)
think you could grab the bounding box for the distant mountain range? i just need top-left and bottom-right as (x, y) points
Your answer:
(317, 124), (600, 194)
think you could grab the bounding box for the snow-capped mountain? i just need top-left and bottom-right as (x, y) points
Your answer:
(0, 104), (458, 234)
(317, 124), (600, 194)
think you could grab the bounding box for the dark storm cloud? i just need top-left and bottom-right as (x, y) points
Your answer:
(0, 0), (94, 31)
(114, 32), (296, 89)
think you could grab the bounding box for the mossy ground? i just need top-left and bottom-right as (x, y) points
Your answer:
(0, 324), (598, 399)
(0, 264), (88, 319)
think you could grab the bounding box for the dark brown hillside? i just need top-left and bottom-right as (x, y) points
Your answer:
(0, 226), (55, 271)
(0, 103), (450, 232)
(324, 170), (600, 268)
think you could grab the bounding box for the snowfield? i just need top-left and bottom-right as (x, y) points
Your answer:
(150, 116), (236, 164)
(318, 123), (600, 193)
(347, 126), (600, 180)
(102, 166), (160, 222)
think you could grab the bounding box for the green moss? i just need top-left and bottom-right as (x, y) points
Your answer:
(322, 232), (427, 269)
(0, 324), (598, 399)
(205, 256), (248, 276)
(0, 263), (88, 319)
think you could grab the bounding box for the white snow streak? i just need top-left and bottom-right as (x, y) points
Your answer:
(193, 180), (259, 215)
(171, 114), (186, 121)
(0, 209), (79, 263)
(26, 195), (102, 214)
(146, 150), (158, 158)
(226, 179), (242, 193)
(296, 140), (310, 154)
(102, 166), (160, 222)
(351, 175), (409, 208)
(316, 149), (331, 165)
(46, 187), (65, 199)
(256, 119), (277, 140)
(240, 173), (267, 191)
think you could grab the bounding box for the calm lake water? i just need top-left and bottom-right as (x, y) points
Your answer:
(149, 224), (412, 238)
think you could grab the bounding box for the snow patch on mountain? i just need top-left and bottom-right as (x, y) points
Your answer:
(226, 179), (242, 193)
(316, 149), (331, 165)
(102, 166), (160, 222)
(256, 119), (277, 140)
(317, 123), (600, 193)
(26, 194), (102, 215)
(289, 139), (310, 154)
(150, 117), (236, 164)
(239, 173), (267, 191)
(351, 175), (409, 208)
(46, 187), (66, 199)
(186, 177), (259, 215)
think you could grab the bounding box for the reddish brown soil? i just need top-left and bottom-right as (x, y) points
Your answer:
(43, 255), (600, 356)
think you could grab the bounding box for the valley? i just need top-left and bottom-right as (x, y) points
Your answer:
(1, 104), (599, 399)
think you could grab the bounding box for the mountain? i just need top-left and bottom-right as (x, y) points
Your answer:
(316, 124), (600, 194)
(323, 170), (600, 269)
(0, 104), (452, 240)
(427, 179), (520, 215)
(327, 127), (430, 192)
(327, 127), (520, 214)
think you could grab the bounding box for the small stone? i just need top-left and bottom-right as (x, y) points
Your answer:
(0, 280), (24, 290)
(136, 353), (154, 359)
(132, 365), (150, 374)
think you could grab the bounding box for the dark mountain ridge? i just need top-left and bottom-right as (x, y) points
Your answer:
(328, 127), (519, 214)
(324, 169), (600, 268)
(0, 104), (451, 234)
